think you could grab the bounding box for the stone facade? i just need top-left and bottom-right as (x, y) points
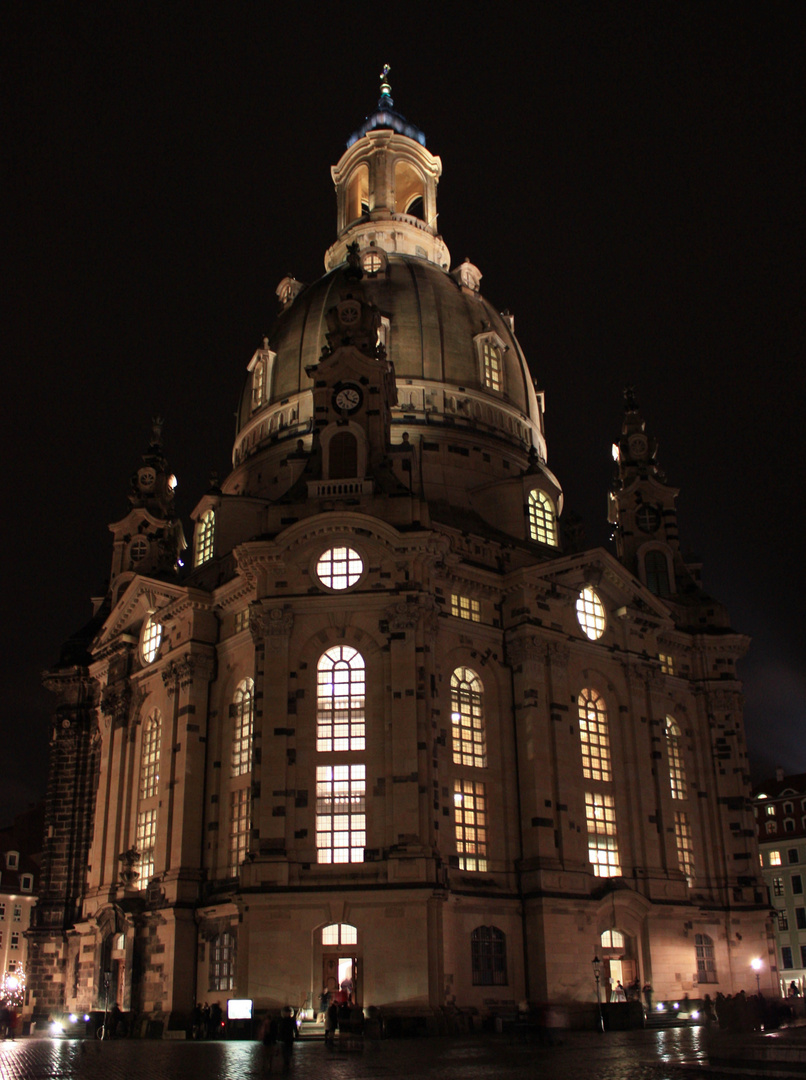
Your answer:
(30, 78), (768, 1030)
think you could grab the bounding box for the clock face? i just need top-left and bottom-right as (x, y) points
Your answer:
(636, 505), (661, 533)
(333, 384), (363, 413)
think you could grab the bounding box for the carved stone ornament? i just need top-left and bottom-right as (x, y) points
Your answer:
(250, 604), (294, 651)
(708, 689), (743, 714)
(546, 642), (570, 673)
(100, 685), (132, 729)
(505, 635), (543, 667)
(385, 596), (439, 633)
(161, 655), (199, 694)
(119, 847), (141, 887)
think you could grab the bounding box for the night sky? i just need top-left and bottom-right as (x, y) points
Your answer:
(3, 5), (803, 825)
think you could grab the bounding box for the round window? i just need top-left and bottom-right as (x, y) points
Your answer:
(316, 546), (363, 590)
(576, 586), (606, 640)
(141, 615), (163, 664)
(129, 537), (149, 566)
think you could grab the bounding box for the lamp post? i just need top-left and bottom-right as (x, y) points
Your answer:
(751, 958), (762, 994)
(593, 955), (604, 1032)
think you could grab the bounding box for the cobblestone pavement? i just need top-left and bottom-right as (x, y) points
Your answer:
(0, 1028), (756, 1080)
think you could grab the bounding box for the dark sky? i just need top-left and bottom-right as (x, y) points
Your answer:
(2, 4), (804, 825)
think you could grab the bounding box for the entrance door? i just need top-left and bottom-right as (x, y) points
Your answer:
(322, 956), (360, 1005)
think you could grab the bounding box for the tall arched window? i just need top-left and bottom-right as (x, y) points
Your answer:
(644, 549), (671, 596)
(210, 930), (236, 991)
(451, 667), (486, 768)
(665, 716), (687, 799)
(317, 647), (365, 752)
(136, 709), (161, 884)
(471, 926), (507, 986)
(194, 509), (215, 567)
(578, 688), (612, 781)
(528, 490), (557, 546)
(140, 709), (161, 799)
(232, 678), (255, 776)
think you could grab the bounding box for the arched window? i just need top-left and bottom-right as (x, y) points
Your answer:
(451, 667), (486, 768)
(140, 709), (161, 799)
(329, 431), (358, 480)
(232, 678), (255, 776)
(322, 923), (357, 946)
(482, 340), (502, 391)
(644, 549), (671, 597)
(576, 586), (606, 640)
(317, 647), (365, 752)
(471, 926), (507, 986)
(346, 164), (369, 223)
(394, 160), (425, 218)
(665, 716), (687, 799)
(578, 689), (611, 782)
(210, 930), (236, 991)
(695, 933), (717, 983)
(528, 490), (557, 546)
(194, 509), (215, 567)
(252, 359), (266, 407)
(600, 929), (625, 949)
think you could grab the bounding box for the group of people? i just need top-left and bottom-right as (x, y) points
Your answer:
(259, 1006), (299, 1074)
(190, 1001), (224, 1039)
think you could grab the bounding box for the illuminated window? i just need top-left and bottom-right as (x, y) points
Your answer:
(585, 791), (621, 877)
(471, 926), (507, 986)
(316, 765), (366, 864)
(322, 923), (357, 946)
(600, 930), (625, 949)
(770, 851), (782, 866)
(766, 804), (777, 817)
(234, 609), (249, 634)
(450, 594), (481, 622)
(778, 910), (789, 930)
(576, 587), (605, 640)
(451, 667), (487, 768)
(140, 709), (161, 799)
(232, 678), (255, 776)
(527, 490), (557, 546)
(317, 648), (365, 752)
(194, 509), (215, 567)
(767, 821), (778, 835)
(773, 876), (784, 896)
(141, 616), (162, 664)
(454, 780), (488, 872)
(665, 717), (687, 800)
(695, 933), (717, 983)
(578, 689), (611, 782)
(229, 788), (251, 877)
(481, 340), (502, 391)
(210, 930), (235, 992)
(362, 250), (383, 275)
(659, 653), (675, 675)
(316, 546), (363, 590)
(135, 808), (157, 883)
(675, 811), (694, 882)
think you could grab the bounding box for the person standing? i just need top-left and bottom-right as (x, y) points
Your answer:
(324, 999), (338, 1048)
(276, 1006), (298, 1074)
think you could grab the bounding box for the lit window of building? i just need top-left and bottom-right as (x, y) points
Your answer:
(454, 780), (488, 872)
(141, 616), (162, 664)
(578, 688), (612, 782)
(674, 811), (694, 882)
(194, 509), (215, 567)
(665, 717), (687, 800)
(322, 923), (357, 946)
(576, 587), (605, 640)
(770, 851), (782, 866)
(210, 930), (235, 991)
(140, 709), (161, 799)
(471, 926), (507, 986)
(316, 765), (366, 864)
(317, 647), (365, 752)
(229, 787), (251, 877)
(585, 791), (621, 877)
(527, 490), (557, 546)
(234, 609), (249, 634)
(695, 933), (717, 983)
(451, 667), (486, 768)
(659, 653), (675, 675)
(232, 678), (255, 776)
(316, 546), (363, 590)
(481, 339), (502, 391)
(135, 808), (157, 883)
(450, 594), (480, 622)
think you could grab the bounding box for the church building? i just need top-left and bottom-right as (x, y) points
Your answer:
(28, 73), (769, 1030)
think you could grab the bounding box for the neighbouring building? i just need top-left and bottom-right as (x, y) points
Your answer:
(1, 804), (43, 1019)
(753, 771), (806, 996)
(28, 73), (769, 1031)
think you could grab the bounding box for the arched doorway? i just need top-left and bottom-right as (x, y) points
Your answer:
(319, 922), (361, 1006)
(600, 929), (639, 1000)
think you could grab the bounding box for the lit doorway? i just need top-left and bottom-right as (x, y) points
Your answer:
(320, 922), (361, 1006)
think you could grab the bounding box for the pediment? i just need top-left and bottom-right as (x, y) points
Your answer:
(92, 575), (189, 653)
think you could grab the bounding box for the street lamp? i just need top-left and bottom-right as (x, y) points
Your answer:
(751, 958), (762, 994)
(592, 955), (604, 1032)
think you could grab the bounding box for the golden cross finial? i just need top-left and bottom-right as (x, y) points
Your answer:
(380, 64), (392, 97)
